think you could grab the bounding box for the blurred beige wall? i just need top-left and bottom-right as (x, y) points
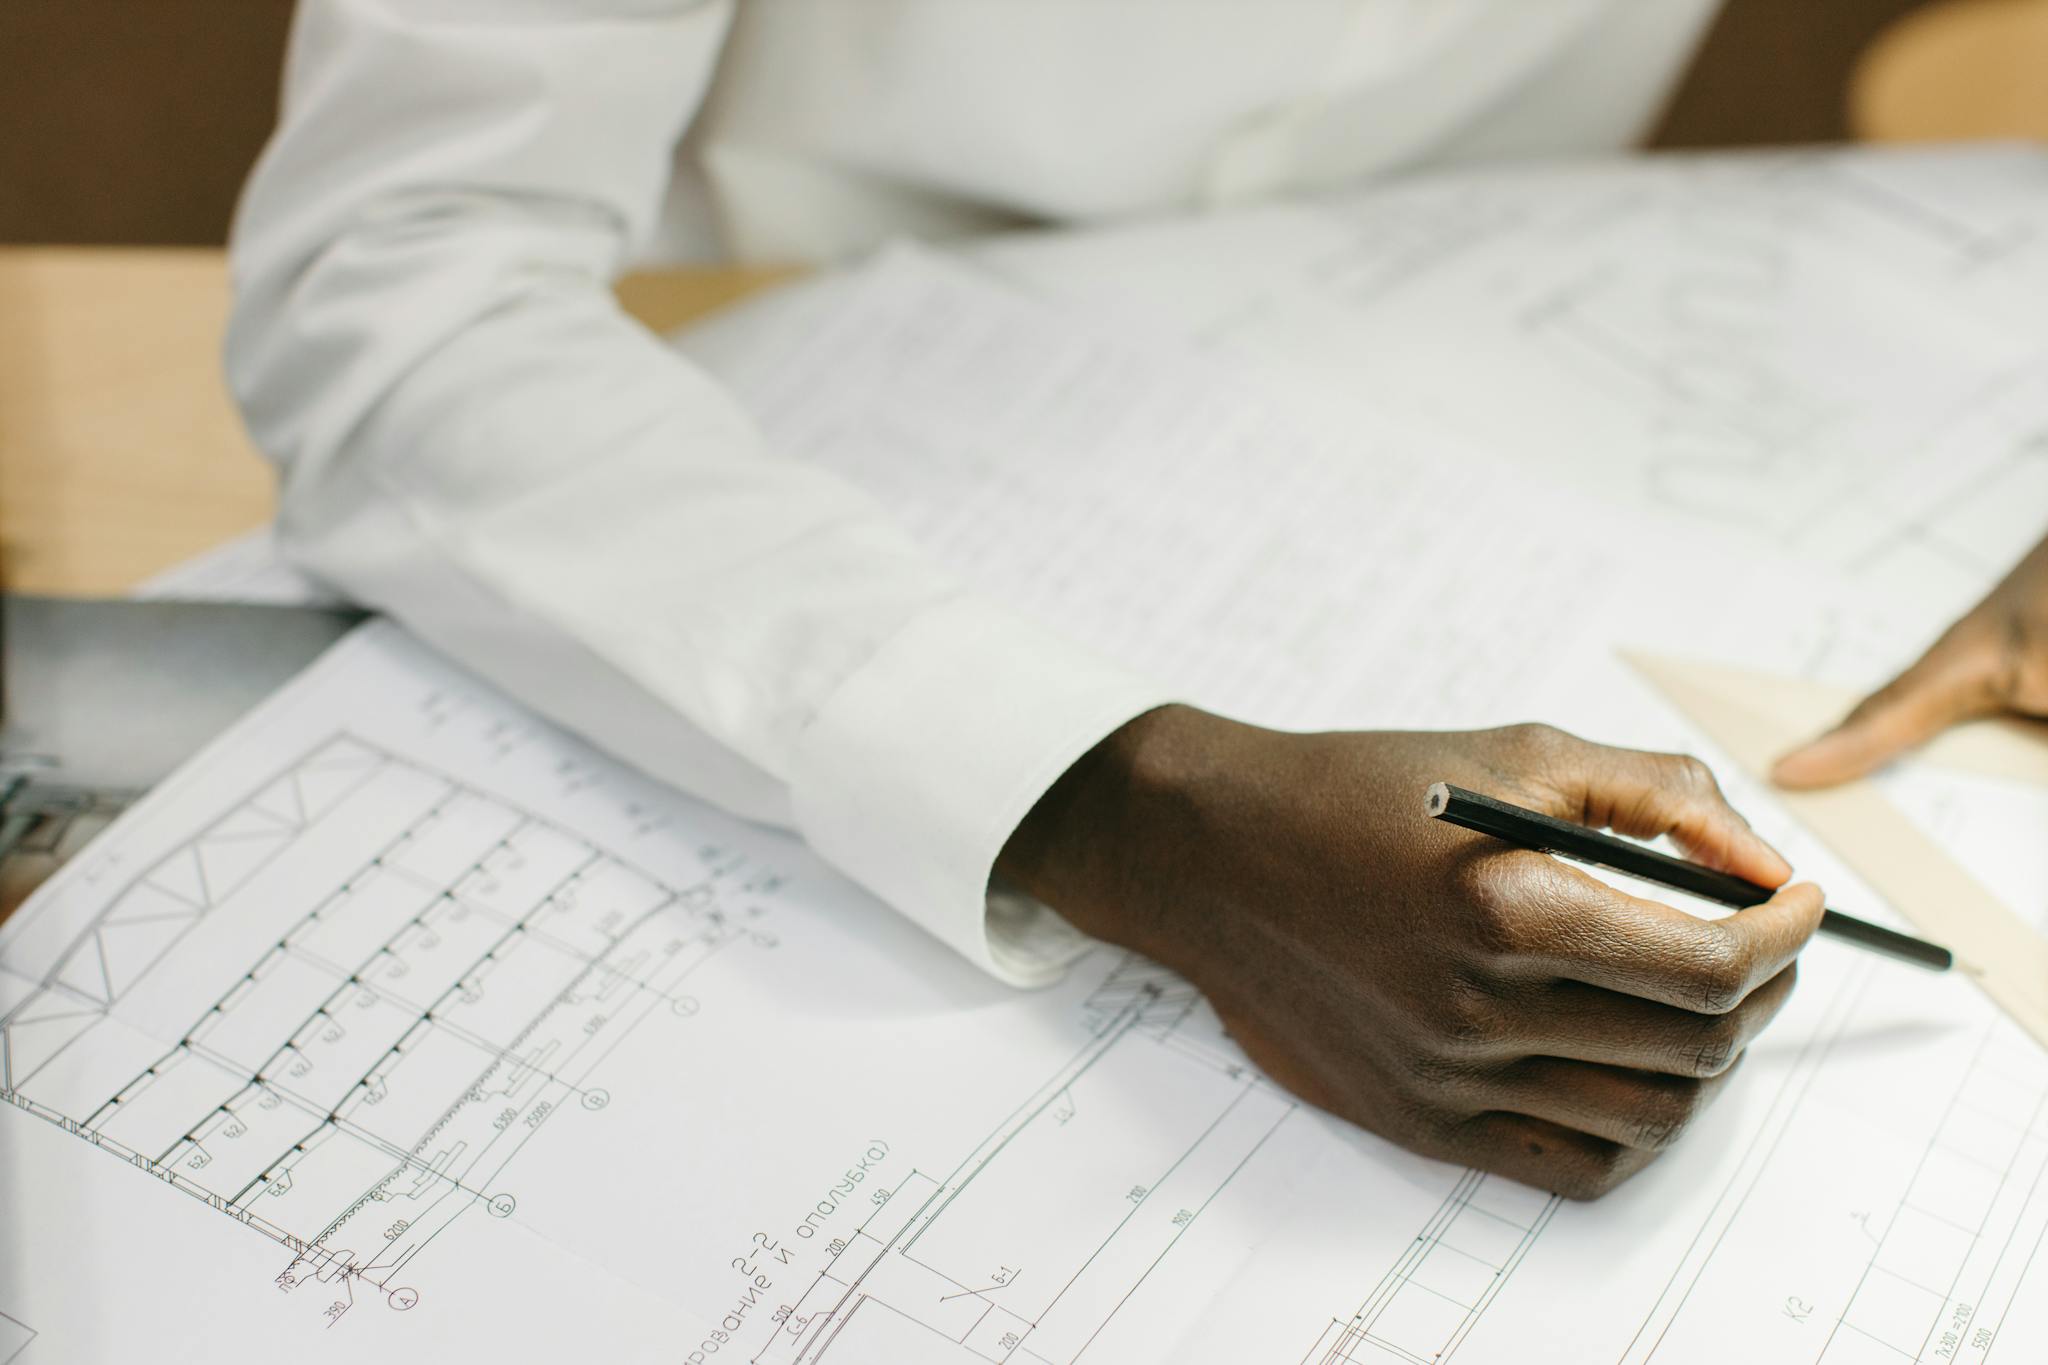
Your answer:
(0, 0), (1971, 248)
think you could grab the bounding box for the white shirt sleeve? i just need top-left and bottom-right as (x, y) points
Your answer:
(225, 0), (1172, 985)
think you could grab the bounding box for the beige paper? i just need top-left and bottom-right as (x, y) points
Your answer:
(1627, 652), (2048, 1050)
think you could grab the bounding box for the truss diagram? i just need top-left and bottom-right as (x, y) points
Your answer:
(0, 734), (765, 1314)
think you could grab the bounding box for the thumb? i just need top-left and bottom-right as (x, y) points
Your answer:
(1772, 622), (2002, 789)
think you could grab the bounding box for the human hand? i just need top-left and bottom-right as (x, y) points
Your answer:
(1774, 531), (2048, 789)
(998, 710), (1823, 1199)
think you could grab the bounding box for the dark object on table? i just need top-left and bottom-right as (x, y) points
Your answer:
(0, 595), (364, 918)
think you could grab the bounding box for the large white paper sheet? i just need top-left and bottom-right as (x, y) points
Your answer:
(975, 144), (2048, 642)
(8, 234), (2046, 1365)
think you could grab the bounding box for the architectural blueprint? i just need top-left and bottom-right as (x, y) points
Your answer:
(0, 626), (1310, 1363)
(6, 150), (2048, 1363)
(976, 144), (2048, 645)
(7, 621), (2045, 1364)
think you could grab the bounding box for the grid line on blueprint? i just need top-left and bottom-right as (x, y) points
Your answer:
(0, 733), (751, 1312)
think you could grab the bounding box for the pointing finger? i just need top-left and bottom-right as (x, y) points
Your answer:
(1773, 621), (2002, 789)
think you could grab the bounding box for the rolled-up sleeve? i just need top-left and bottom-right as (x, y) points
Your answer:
(226, 0), (1171, 983)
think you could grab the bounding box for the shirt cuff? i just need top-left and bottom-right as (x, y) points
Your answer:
(789, 595), (1174, 986)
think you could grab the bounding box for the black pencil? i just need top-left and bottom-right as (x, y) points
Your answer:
(1425, 782), (1953, 972)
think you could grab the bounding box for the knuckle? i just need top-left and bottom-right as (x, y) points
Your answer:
(1502, 721), (1568, 759)
(1433, 977), (1510, 1054)
(1379, 1082), (1458, 1144)
(1449, 854), (1502, 908)
(1686, 1015), (1743, 1078)
(1397, 1048), (1481, 1109)
(1628, 1080), (1704, 1151)
(1666, 752), (1718, 794)
(1453, 864), (1532, 958)
(1689, 934), (1751, 1015)
(1470, 900), (1525, 960)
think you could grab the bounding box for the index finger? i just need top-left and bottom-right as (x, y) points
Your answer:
(1512, 865), (1826, 1015)
(1514, 727), (1791, 888)
(1772, 620), (2002, 789)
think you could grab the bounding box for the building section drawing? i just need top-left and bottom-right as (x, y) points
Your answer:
(0, 731), (770, 1317)
(1301, 1173), (1559, 1365)
(752, 955), (1298, 1365)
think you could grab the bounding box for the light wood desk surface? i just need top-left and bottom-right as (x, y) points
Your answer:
(0, 249), (794, 596)
(6, 0), (2045, 598)
(1852, 0), (2048, 140)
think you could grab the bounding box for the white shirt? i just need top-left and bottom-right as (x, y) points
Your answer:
(226, 0), (1720, 984)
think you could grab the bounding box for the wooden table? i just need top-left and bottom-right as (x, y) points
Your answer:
(1853, 0), (2048, 140)
(0, 249), (794, 596)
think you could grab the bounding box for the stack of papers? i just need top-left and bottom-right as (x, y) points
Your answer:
(7, 146), (2047, 1364)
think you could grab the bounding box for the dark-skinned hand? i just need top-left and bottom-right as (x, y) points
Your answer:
(1774, 529), (2048, 788)
(998, 709), (1824, 1199)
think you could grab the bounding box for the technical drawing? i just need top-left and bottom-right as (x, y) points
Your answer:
(1302, 1173), (1558, 1365)
(1790, 152), (2043, 280)
(1177, 147), (2048, 590)
(752, 955), (1297, 1365)
(0, 733), (771, 1317)
(1817, 1019), (2048, 1365)
(1844, 391), (2048, 588)
(1611, 966), (2048, 1365)
(1298, 938), (2047, 1365)
(0, 1311), (34, 1365)
(1506, 155), (2048, 572)
(4, 737), (382, 1059)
